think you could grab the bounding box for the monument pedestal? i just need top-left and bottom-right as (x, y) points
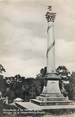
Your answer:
(31, 73), (72, 106)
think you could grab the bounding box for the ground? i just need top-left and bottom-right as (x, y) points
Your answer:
(2, 111), (75, 117)
(43, 113), (75, 117)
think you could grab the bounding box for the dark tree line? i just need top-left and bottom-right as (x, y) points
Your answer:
(0, 64), (75, 102)
(0, 75), (44, 103)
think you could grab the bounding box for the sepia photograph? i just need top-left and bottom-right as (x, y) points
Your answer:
(0, 0), (75, 117)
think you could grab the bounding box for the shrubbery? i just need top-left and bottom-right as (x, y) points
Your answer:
(0, 64), (75, 102)
(0, 75), (44, 102)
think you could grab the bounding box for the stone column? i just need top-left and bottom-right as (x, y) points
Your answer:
(46, 6), (56, 73)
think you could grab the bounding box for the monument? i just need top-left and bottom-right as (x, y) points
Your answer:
(31, 6), (70, 106)
(16, 6), (75, 111)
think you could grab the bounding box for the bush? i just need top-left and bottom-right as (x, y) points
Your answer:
(68, 72), (75, 100)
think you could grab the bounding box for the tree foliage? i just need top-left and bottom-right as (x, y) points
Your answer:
(0, 64), (6, 73)
(0, 76), (44, 102)
(56, 65), (71, 80)
(56, 66), (71, 97)
(68, 72), (75, 100)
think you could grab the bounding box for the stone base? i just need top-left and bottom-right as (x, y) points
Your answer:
(31, 92), (69, 106)
(31, 99), (73, 106)
(31, 73), (74, 107)
(31, 92), (74, 106)
(37, 93), (66, 101)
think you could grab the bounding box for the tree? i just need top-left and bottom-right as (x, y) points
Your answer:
(56, 66), (71, 80)
(68, 72), (75, 100)
(0, 64), (6, 73)
(40, 67), (47, 77)
(0, 64), (6, 96)
(56, 66), (71, 97)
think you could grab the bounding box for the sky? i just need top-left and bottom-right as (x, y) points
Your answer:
(0, 0), (75, 77)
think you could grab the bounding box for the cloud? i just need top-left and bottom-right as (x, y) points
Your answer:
(0, 0), (75, 76)
(1, 56), (45, 77)
(56, 39), (75, 71)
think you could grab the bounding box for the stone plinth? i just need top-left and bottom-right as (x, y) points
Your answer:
(31, 73), (69, 106)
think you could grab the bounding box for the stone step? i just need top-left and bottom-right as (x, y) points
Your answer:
(40, 98), (65, 101)
(31, 99), (75, 106)
(16, 102), (75, 111)
(40, 93), (64, 97)
(37, 96), (66, 101)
